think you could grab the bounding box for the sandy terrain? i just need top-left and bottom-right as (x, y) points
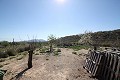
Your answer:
(1, 48), (96, 80)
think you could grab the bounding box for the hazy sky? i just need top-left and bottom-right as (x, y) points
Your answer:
(0, 0), (120, 41)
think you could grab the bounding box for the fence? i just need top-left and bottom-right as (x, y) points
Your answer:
(83, 49), (120, 80)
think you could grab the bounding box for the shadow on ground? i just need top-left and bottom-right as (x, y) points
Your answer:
(10, 68), (29, 80)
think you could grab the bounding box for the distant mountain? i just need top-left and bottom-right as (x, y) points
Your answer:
(26, 39), (46, 42)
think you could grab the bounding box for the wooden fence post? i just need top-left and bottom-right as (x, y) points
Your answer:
(28, 50), (33, 69)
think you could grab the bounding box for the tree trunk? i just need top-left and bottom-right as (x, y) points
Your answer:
(28, 50), (33, 69)
(50, 44), (52, 52)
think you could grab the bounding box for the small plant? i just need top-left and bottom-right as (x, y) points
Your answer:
(4, 63), (9, 65)
(24, 46), (30, 51)
(16, 56), (24, 60)
(17, 47), (25, 53)
(0, 51), (9, 58)
(0, 64), (3, 68)
(0, 59), (5, 62)
(46, 58), (49, 60)
(54, 51), (59, 56)
(40, 48), (49, 53)
(72, 51), (77, 55)
(40, 49), (46, 53)
(36, 49), (39, 51)
(21, 51), (28, 55)
(9, 56), (16, 59)
(57, 48), (61, 52)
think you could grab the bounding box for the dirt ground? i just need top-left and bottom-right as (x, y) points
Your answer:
(1, 48), (97, 80)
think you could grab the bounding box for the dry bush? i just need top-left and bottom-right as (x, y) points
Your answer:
(0, 51), (8, 58)
(72, 52), (77, 55)
(6, 49), (16, 56)
(56, 48), (61, 52)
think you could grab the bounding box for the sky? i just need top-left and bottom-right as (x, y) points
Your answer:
(0, 0), (120, 41)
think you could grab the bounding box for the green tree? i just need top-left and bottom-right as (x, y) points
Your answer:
(48, 34), (56, 52)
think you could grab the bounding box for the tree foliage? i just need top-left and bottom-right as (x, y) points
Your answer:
(48, 34), (56, 44)
(48, 34), (56, 52)
(78, 31), (92, 45)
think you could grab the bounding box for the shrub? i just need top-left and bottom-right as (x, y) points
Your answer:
(0, 64), (3, 68)
(4, 63), (9, 65)
(0, 59), (5, 62)
(17, 47), (25, 53)
(54, 51), (59, 56)
(46, 58), (49, 60)
(72, 52), (77, 55)
(0, 41), (9, 47)
(40, 48), (49, 53)
(22, 52), (28, 55)
(40, 49), (46, 53)
(0, 51), (9, 58)
(57, 49), (61, 52)
(9, 56), (16, 59)
(16, 56), (24, 60)
(24, 46), (30, 51)
(6, 49), (16, 56)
